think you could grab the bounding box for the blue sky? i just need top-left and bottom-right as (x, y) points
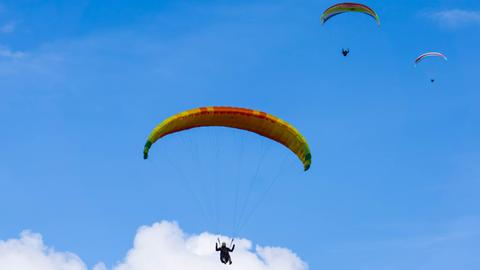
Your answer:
(1, 0), (480, 269)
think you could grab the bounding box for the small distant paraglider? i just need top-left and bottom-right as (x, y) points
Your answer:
(414, 52), (448, 83)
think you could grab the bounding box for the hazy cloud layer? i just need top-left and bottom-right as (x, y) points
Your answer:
(0, 46), (25, 59)
(0, 21), (15, 33)
(428, 9), (480, 28)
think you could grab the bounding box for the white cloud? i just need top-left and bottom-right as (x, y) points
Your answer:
(1, 21), (16, 33)
(429, 9), (480, 28)
(0, 221), (307, 270)
(0, 231), (87, 270)
(93, 263), (108, 270)
(113, 221), (307, 270)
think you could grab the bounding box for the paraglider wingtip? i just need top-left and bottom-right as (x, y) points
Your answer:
(304, 153), (312, 171)
(144, 141), (153, 159)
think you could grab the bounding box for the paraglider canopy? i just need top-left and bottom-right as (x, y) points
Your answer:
(320, 2), (380, 25)
(144, 106), (312, 171)
(414, 52), (448, 66)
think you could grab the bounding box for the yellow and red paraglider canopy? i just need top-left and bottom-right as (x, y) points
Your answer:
(144, 106), (312, 171)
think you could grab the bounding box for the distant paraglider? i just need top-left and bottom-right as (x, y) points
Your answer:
(321, 3), (380, 57)
(414, 52), (448, 83)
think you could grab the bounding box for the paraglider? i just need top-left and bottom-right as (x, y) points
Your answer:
(216, 239), (235, 265)
(143, 106), (312, 256)
(414, 52), (448, 83)
(143, 106), (312, 171)
(320, 3), (380, 57)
